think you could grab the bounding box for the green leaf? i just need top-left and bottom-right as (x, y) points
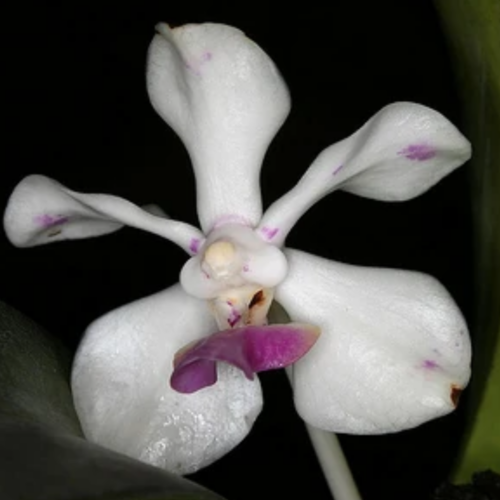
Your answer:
(436, 0), (500, 483)
(0, 421), (225, 500)
(0, 301), (226, 500)
(0, 301), (82, 435)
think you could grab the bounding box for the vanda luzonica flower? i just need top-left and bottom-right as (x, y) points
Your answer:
(3, 22), (472, 474)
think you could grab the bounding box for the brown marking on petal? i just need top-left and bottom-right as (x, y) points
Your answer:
(450, 385), (462, 408)
(47, 229), (62, 237)
(249, 290), (265, 309)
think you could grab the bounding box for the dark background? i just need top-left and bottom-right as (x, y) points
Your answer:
(1, 2), (473, 500)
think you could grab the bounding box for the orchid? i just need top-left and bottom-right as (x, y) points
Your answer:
(3, 22), (472, 476)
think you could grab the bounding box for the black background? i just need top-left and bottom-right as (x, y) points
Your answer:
(1, 2), (473, 500)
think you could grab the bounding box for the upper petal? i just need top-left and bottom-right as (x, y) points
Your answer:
(258, 103), (471, 246)
(71, 284), (262, 474)
(3, 175), (203, 254)
(147, 23), (291, 232)
(275, 249), (471, 433)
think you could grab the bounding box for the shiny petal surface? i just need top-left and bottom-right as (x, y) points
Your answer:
(3, 175), (203, 254)
(275, 249), (471, 433)
(147, 23), (290, 232)
(72, 284), (262, 475)
(259, 102), (471, 245)
(171, 323), (320, 393)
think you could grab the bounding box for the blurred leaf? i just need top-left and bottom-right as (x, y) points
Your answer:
(0, 300), (82, 435)
(436, 0), (500, 482)
(0, 422), (225, 500)
(0, 301), (226, 499)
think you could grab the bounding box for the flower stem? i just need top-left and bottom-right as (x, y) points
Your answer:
(285, 368), (363, 500)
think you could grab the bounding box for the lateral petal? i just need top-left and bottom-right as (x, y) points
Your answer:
(275, 249), (471, 433)
(72, 284), (262, 474)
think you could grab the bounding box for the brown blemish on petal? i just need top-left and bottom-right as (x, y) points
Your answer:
(450, 385), (462, 408)
(249, 290), (264, 309)
(47, 229), (62, 237)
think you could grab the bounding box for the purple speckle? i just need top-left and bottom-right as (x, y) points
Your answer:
(35, 214), (69, 229)
(398, 144), (436, 161)
(189, 238), (201, 254)
(261, 226), (279, 240)
(422, 359), (440, 370)
(226, 301), (242, 327)
(243, 264), (250, 273)
(332, 164), (344, 176)
(184, 51), (213, 76)
(227, 309), (242, 328)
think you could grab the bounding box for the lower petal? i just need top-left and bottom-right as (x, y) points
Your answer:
(72, 284), (262, 474)
(275, 249), (471, 434)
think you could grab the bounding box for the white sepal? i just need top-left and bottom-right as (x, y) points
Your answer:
(147, 23), (291, 232)
(3, 175), (203, 254)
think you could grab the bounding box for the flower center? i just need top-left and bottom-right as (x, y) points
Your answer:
(180, 223), (288, 303)
(209, 285), (274, 330)
(202, 240), (242, 280)
(171, 223), (312, 394)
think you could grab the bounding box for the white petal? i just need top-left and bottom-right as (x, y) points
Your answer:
(72, 284), (263, 474)
(3, 175), (204, 254)
(259, 103), (471, 246)
(147, 23), (291, 232)
(275, 249), (471, 434)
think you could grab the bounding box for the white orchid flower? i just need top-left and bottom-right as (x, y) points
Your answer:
(3, 22), (472, 475)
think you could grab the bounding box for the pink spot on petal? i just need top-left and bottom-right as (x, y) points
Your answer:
(189, 238), (201, 254)
(212, 214), (252, 229)
(332, 164), (344, 176)
(243, 264), (250, 273)
(398, 144), (436, 161)
(35, 214), (69, 228)
(170, 323), (320, 394)
(184, 51), (213, 76)
(422, 359), (440, 370)
(261, 226), (279, 240)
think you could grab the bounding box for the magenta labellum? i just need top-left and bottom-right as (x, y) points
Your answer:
(170, 323), (320, 394)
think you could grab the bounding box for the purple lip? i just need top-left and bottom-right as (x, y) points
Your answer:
(170, 323), (320, 394)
